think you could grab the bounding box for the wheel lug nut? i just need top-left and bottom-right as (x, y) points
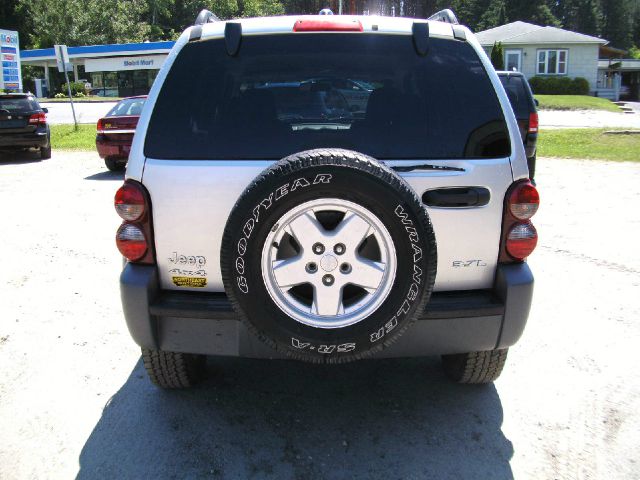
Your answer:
(334, 243), (346, 255)
(322, 274), (334, 286)
(312, 243), (325, 254)
(306, 262), (318, 273)
(339, 263), (351, 274)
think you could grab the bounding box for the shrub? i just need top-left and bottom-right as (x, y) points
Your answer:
(54, 92), (66, 98)
(60, 81), (86, 96)
(491, 42), (504, 70)
(528, 76), (590, 95)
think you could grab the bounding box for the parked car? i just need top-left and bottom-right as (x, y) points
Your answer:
(0, 93), (51, 159)
(496, 71), (539, 180)
(96, 96), (146, 171)
(116, 11), (539, 388)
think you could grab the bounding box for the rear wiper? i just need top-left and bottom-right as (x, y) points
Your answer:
(389, 163), (465, 173)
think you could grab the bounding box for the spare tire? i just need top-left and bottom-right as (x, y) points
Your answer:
(221, 149), (437, 363)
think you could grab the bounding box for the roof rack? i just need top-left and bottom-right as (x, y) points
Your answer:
(194, 9), (220, 25)
(427, 9), (459, 25)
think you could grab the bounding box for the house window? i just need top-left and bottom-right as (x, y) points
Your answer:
(537, 49), (568, 75)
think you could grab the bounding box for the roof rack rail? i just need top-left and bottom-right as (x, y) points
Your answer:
(195, 9), (220, 25)
(427, 9), (459, 25)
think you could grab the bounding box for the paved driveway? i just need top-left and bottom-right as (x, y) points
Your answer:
(41, 101), (117, 125)
(0, 151), (638, 479)
(539, 109), (640, 129)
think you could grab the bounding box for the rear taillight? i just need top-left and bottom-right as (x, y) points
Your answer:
(29, 112), (46, 125)
(293, 19), (363, 32)
(528, 112), (538, 133)
(506, 222), (538, 260)
(509, 182), (539, 220)
(116, 224), (148, 261)
(115, 181), (145, 221)
(114, 180), (154, 264)
(499, 180), (540, 262)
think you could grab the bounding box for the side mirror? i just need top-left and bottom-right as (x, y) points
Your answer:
(534, 98), (539, 107)
(42, 107), (49, 113)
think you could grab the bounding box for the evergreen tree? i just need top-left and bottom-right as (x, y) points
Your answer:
(554, 0), (600, 36)
(601, 0), (633, 48)
(476, 0), (507, 31)
(490, 41), (504, 69)
(505, 0), (560, 26)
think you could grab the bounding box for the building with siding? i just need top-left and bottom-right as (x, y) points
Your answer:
(475, 21), (606, 94)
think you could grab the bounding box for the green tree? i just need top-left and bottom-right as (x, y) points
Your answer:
(18, 0), (151, 47)
(553, 0), (600, 36)
(476, 0), (507, 31)
(601, 0), (633, 48)
(503, 0), (560, 27)
(490, 41), (504, 69)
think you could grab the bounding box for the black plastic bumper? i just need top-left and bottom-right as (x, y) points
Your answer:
(0, 130), (49, 148)
(120, 263), (533, 358)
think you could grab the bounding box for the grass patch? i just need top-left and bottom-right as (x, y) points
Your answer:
(50, 124), (96, 150)
(538, 128), (640, 162)
(536, 95), (621, 112)
(38, 96), (122, 103)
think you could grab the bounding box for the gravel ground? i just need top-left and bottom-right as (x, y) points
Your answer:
(0, 151), (639, 479)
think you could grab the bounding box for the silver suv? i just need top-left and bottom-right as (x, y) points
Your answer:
(114, 10), (539, 388)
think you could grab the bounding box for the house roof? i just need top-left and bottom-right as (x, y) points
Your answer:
(476, 21), (607, 46)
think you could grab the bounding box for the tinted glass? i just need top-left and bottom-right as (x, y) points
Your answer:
(145, 34), (510, 160)
(498, 75), (533, 118)
(0, 97), (40, 112)
(107, 97), (146, 117)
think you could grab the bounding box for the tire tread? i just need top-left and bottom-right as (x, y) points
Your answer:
(442, 348), (508, 384)
(141, 348), (204, 389)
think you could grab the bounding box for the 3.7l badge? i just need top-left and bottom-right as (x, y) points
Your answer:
(452, 260), (487, 267)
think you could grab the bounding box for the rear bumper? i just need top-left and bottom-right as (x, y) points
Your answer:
(120, 263), (534, 358)
(96, 134), (133, 159)
(0, 130), (49, 148)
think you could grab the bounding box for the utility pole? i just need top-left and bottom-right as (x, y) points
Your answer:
(55, 45), (77, 129)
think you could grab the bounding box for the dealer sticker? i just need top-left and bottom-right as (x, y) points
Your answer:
(172, 276), (207, 288)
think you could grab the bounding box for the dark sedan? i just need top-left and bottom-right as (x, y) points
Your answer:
(0, 94), (51, 159)
(96, 96), (146, 171)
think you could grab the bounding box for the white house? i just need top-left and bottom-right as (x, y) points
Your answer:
(475, 21), (607, 94)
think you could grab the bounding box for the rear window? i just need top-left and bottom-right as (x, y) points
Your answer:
(145, 34), (510, 160)
(498, 75), (534, 118)
(107, 97), (146, 117)
(0, 97), (40, 112)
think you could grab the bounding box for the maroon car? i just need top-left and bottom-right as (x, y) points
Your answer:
(96, 96), (146, 171)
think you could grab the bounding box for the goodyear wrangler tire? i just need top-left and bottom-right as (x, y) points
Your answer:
(221, 149), (437, 363)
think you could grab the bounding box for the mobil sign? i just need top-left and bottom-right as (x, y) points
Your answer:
(0, 29), (22, 91)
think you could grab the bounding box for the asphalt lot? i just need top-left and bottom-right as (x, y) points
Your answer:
(40, 101), (116, 125)
(0, 150), (639, 479)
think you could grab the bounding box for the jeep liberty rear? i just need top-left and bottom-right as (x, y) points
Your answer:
(116, 12), (538, 388)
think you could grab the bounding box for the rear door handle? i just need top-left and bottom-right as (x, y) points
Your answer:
(422, 187), (490, 208)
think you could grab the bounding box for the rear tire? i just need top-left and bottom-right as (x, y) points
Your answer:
(40, 145), (51, 160)
(141, 348), (206, 389)
(441, 348), (508, 384)
(105, 157), (126, 171)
